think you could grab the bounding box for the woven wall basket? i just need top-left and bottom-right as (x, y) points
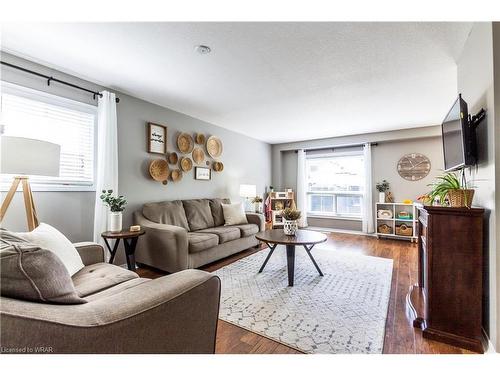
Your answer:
(447, 189), (475, 208)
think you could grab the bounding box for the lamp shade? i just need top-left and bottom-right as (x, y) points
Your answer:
(239, 184), (256, 198)
(1, 136), (61, 177)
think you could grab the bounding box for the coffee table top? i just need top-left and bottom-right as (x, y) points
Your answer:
(256, 229), (327, 245)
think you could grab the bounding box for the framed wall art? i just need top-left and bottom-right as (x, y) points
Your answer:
(147, 122), (167, 154)
(195, 166), (211, 180)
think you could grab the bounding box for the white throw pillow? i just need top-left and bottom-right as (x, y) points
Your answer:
(222, 202), (248, 226)
(17, 223), (85, 276)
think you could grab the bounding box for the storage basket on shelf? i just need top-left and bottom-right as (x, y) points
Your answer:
(378, 223), (393, 234)
(395, 223), (413, 236)
(447, 189), (475, 208)
(377, 209), (393, 219)
(396, 211), (412, 220)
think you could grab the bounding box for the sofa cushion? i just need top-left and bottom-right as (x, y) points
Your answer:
(222, 202), (248, 225)
(72, 263), (139, 297)
(0, 229), (86, 305)
(197, 226), (241, 244)
(183, 199), (215, 231)
(209, 198), (231, 227)
(142, 200), (189, 230)
(187, 232), (219, 253)
(232, 223), (259, 237)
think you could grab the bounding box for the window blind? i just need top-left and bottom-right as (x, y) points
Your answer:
(1, 83), (96, 188)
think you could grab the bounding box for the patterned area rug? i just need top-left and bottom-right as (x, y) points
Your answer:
(213, 246), (393, 354)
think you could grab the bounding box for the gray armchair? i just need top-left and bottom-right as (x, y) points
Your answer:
(0, 243), (221, 354)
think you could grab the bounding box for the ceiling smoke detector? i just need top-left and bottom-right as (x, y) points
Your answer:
(195, 45), (212, 55)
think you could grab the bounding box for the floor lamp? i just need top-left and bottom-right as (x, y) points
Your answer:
(1, 136), (60, 231)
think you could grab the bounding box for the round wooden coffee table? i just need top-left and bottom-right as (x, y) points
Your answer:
(255, 229), (327, 286)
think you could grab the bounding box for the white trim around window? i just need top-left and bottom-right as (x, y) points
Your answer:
(1, 81), (98, 192)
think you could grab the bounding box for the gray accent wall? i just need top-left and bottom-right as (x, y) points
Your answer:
(457, 22), (499, 351)
(273, 127), (444, 231)
(0, 52), (271, 247)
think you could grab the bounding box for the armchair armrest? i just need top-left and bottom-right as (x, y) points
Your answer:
(74, 242), (105, 265)
(0, 270), (221, 353)
(133, 211), (189, 273)
(246, 212), (266, 231)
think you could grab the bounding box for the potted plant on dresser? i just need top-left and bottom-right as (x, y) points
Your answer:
(427, 171), (475, 208)
(100, 189), (127, 232)
(281, 207), (301, 236)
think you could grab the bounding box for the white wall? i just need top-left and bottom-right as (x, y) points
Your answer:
(457, 22), (498, 351)
(0, 52), (272, 257)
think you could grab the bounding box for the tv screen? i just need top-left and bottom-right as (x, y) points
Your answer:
(441, 95), (474, 171)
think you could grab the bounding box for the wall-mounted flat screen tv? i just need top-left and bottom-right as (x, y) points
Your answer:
(441, 94), (476, 171)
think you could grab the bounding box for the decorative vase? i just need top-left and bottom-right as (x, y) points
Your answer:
(108, 212), (122, 232)
(379, 192), (386, 203)
(283, 219), (298, 236)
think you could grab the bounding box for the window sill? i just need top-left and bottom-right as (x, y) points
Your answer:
(1, 183), (95, 192)
(307, 214), (362, 221)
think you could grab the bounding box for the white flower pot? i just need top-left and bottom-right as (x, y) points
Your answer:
(379, 192), (386, 203)
(108, 212), (123, 232)
(283, 219), (298, 236)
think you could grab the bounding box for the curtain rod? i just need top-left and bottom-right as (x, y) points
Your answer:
(293, 142), (378, 153)
(0, 61), (120, 103)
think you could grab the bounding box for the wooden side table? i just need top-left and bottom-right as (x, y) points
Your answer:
(101, 229), (145, 270)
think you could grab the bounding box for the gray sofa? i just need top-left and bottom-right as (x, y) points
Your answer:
(133, 198), (265, 273)
(0, 243), (221, 354)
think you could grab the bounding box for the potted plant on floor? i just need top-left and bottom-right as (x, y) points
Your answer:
(427, 171), (475, 208)
(281, 207), (301, 236)
(100, 189), (127, 232)
(376, 180), (390, 203)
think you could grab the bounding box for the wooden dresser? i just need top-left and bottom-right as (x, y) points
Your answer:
(407, 206), (484, 353)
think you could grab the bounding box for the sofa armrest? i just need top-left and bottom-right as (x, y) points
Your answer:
(0, 270), (221, 353)
(74, 242), (105, 265)
(246, 212), (266, 231)
(133, 211), (189, 272)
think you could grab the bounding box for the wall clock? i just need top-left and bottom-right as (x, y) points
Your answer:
(397, 153), (431, 181)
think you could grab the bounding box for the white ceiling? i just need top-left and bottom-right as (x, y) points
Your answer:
(1, 22), (472, 144)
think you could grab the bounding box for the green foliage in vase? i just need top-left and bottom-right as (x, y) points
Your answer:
(376, 180), (390, 193)
(100, 189), (127, 212)
(427, 171), (472, 205)
(251, 195), (263, 203)
(281, 207), (301, 221)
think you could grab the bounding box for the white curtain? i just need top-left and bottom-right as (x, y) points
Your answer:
(362, 143), (374, 233)
(296, 149), (308, 228)
(93, 91), (118, 243)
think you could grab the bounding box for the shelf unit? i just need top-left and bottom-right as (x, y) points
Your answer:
(269, 191), (296, 228)
(376, 202), (419, 242)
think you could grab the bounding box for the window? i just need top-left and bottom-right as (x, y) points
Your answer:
(306, 152), (364, 218)
(1, 82), (97, 191)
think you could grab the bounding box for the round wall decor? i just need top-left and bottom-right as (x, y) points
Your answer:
(206, 136), (223, 158)
(397, 153), (431, 181)
(192, 148), (205, 164)
(177, 133), (194, 154)
(149, 159), (169, 182)
(180, 157), (193, 172)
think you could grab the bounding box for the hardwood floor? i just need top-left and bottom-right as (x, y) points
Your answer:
(137, 232), (474, 354)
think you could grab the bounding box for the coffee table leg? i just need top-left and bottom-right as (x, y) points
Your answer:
(286, 244), (295, 286)
(303, 244), (324, 276)
(258, 242), (277, 273)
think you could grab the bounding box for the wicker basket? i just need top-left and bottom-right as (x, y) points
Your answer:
(395, 224), (413, 236)
(447, 189), (475, 208)
(378, 224), (392, 234)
